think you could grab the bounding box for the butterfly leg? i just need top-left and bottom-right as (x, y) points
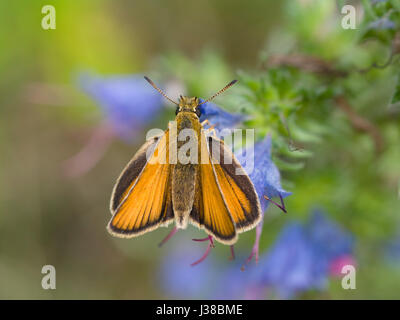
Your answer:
(204, 125), (218, 138)
(202, 119), (219, 138)
(229, 245), (235, 261)
(264, 195), (287, 213)
(241, 218), (263, 270)
(190, 235), (214, 266)
(158, 226), (178, 247)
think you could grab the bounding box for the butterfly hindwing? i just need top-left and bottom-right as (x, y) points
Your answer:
(189, 130), (237, 244)
(207, 135), (261, 232)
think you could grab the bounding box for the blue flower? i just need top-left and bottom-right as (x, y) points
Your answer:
(368, 18), (396, 30)
(305, 210), (354, 262)
(159, 242), (266, 299)
(259, 222), (325, 298)
(234, 135), (291, 266)
(236, 135), (292, 212)
(259, 210), (355, 298)
(78, 73), (164, 140)
(371, 0), (389, 5)
(212, 256), (268, 300)
(199, 100), (244, 131)
(158, 211), (354, 299)
(383, 234), (400, 264)
(158, 242), (218, 299)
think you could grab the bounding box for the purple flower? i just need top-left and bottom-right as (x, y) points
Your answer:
(79, 73), (164, 140)
(199, 100), (244, 131)
(259, 210), (355, 298)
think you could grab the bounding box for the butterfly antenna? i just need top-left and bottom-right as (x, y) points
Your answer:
(198, 79), (238, 105)
(144, 76), (179, 106)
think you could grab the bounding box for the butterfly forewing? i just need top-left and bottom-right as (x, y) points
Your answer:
(110, 134), (161, 212)
(108, 131), (174, 237)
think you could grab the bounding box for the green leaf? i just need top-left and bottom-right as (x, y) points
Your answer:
(274, 158), (305, 171)
(391, 74), (400, 104)
(279, 146), (314, 159)
(290, 125), (322, 144)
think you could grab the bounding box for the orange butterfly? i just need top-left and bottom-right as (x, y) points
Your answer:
(107, 77), (261, 245)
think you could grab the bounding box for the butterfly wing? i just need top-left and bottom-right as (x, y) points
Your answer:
(110, 133), (162, 213)
(108, 131), (174, 237)
(189, 131), (237, 245)
(207, 135), (262, 233)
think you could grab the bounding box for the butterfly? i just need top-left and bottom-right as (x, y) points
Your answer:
(107, 77), (261, 245)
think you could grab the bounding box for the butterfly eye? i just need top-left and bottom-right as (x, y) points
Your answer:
(175, 106), (180, 115)
(195, 106), (201, 118)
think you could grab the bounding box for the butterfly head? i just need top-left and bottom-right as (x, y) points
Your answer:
(176, 96), (201, 117)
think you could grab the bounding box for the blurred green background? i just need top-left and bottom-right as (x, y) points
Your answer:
(1, 0), (400, 299)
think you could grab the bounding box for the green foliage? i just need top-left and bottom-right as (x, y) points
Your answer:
(392, 73), (400, 103)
